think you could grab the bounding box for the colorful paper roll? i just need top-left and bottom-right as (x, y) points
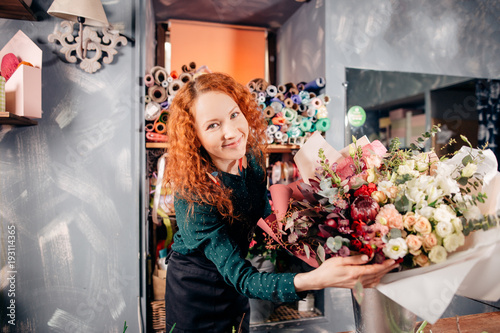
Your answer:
(304, 77), (326, 92)
(283, 108), (296, 123)
(179, 72), (193, 84)
(168, 79), (184, 96)
(291, 94), (302, 105)
(270, 101), (283, 113)
(153, 68), (168, 85)
(264, 106), (275, 118)
(272, 117), (286, 126)
(144, 74), (154, 87)
(310, 97), (323, 108)
(267, 124), (279, 135)
(287, 126), (301, 138)
(266, 85), (278, 97)
(161, 80), (169, 88)
(316, 118), (331, 132)
(145, 95), (151, 104)
(299, 118), (313, 132)
(145, 101), (162, 121)
(148, 85), (167, 103)
(317, 105), (328, 118)
(145, 123), (154, 132)
(155, 121), (167, 134)
(159, 112), (169, 123)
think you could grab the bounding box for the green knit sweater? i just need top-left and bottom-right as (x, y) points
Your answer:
(171, 155), (303, 303)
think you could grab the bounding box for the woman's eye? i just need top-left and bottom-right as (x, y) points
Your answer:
(207, 123), (219, 130)
(230, 112), (239, 119)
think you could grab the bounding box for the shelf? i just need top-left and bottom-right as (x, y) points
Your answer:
(0, 112), (37, 126)
(146, 142), (168, 149)
(266, 144), (301, 153)
(0, 0), (37, 21)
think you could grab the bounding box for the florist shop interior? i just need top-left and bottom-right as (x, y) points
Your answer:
(1, 0), (500, 332)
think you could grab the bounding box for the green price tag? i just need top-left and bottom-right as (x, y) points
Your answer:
(347, 106), (366, 127)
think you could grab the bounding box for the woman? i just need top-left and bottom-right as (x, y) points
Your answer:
(164, 72), (398, 332)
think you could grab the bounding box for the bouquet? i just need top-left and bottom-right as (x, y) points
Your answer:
(258, 127), (500, 323)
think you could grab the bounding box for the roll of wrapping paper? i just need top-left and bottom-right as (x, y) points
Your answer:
(264, 106), (275, 118)
(247, 81), (256, 92)
(170, 70), (178, 79)
(258, 95), (266, 104)
(316, 117), (331, 132)
(274, 131), (283, 141)
(266, 85), (278, 97)
(145, 101), (162, 121)
(146, 132), (168, 142)
(255, 79), (268, 92)
(144, 74), (155, 87)
(288, 87), (299, 96)
(291, 94), (302, 105)
(287, 126), (301, 138)
(316, 105), (328, 118)
(278, 85), (286, 94)
(179, 72), (193, 84)
(317, 94), (331, 105)
(304, 77), (326, 91)
(284, 82), (296, 93)
(148, 85), (167, 103)
(283, 108), (296, 123)
(161, 80), (169, 88)
(296, 81), (306, 91)
(299, 118), (313, 132)
(251, 92), (259, 100)
(299, 90), (310, 101)
(310, 97), (323, 108)
(284, 98), (294, 109)
(161, 101), (169, 109)
(272, 117), (286, 126)
(145, 123), (155, 132)
(167, 76), (173, 83)
(267, 124), (279, 135)
(306, 107), (316, 117)
(293, 115), (303, 126)
(298, 104), (308, 113)
(270, 101), (283, 113)
(266, 133), (274, 144)
(154, 121), (167, 134)
(144, 95), (152, 104)
(168, 79), (184, 96)
(159, 111), (169, 123)
(154, 68), (169, 86)
(274, 93), (285, 101)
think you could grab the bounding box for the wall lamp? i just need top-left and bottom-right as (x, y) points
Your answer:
(47, 0), (127, 74)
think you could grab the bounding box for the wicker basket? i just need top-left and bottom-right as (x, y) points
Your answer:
(151, 300), (166, 332)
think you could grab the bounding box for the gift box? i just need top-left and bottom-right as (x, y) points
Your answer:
(0, 30), (42, 118)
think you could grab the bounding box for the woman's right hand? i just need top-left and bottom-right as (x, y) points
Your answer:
(293, 255), (399, 292)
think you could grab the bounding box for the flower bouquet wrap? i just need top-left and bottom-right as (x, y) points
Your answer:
(258, 128), (500, 324)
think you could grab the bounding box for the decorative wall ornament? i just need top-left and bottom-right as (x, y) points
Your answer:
(48, 21), (127, 74)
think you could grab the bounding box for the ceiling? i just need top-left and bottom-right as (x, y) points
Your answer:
(151, 0), (308, 29)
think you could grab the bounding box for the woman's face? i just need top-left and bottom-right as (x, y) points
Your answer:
(193, 91), (249, 173)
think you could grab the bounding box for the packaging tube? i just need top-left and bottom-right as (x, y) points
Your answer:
(283, 108), (297, 123)
(270, 101), (283, 113)
(284, 98), (294, 109)
(159, 112), (169, 123)
(306, 107), (316, 118)
(145, 123), (154, 132)
(144, 74), (155, 87)
(310, 97), (323, 108)
(148, 85), (167, 103)
(144, 95), (151, 104)
(291, 94), (302, 105)
(274, 93), (285, 101)
(146, 132), (168, 142)
(179, 72), (193, 84)
(267, 124), (279, 135)
(296, 81), (306, 91)
(161, 80), (169, 88)
(272, 117), (286, 126)
(287, 126), (301, 138)
(316, 118), (331, 132)
(316, 105), (329, 118)
(288, 87), (299, 96)
(274, 131), (283, 141)
(247, 81), (256, 92)
(278, 85), (286, 94)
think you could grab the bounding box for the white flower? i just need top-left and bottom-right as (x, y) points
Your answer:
(443, 233), (465, 252)
(433, 204), (456, 224)
(451, 217), (463, 233)
(461, 163), (477, 178)
(417, 206), (435, 219)
(425, 185), (444, 205)
(463, 205), (482, 221)
(428, 245), (448, 263)
(435, 220), (454, 238)
(382, 237), (408, 260)
(398, 160), (419, 177)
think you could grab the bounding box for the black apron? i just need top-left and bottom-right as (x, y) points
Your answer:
(165, 251), (250, 333)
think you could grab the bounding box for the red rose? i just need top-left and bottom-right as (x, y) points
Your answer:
(360, 244), (374, 257)
(351, 239), (363, 251)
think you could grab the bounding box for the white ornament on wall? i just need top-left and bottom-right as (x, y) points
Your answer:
(48, 20), (128, 74)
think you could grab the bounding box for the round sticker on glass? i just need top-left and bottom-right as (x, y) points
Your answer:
(347, 106), (366, 127)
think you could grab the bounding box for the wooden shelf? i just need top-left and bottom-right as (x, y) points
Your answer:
(146, 142), (168, 149)
(0, 112), (37, 126)
(266, 144), (301, 153)
(0, 0), (37, 21)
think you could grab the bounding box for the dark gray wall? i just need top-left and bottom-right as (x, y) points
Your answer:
(276, 0), (500, 332)
(0, 0), (146, 332)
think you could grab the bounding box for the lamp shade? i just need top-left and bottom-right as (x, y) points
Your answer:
(47, 0), (109, 27)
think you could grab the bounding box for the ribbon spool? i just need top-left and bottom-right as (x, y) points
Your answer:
(179, 72), (193, 84)
(155, 121), (167, 134)
(168, 79), (184, 96)
(144, 74), (154, 87)
(148, 85), (167, 103)
(264, 106), (275, 119)
(316, 118), (331, 132)
(145, 101), (162, 121)
(299, 118), (313, 132)
(266, 85), (278, 97)
(283, 108), (297, 123)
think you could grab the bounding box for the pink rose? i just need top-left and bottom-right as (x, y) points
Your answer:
(422, 233), (438, 251)
(403, 212), (417, 231)
(414, 216), (432, 235)
(406, 234), (423, 253)
(413, 253), (430, 267)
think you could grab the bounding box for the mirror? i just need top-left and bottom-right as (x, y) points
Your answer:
(345, 67), (484, 157)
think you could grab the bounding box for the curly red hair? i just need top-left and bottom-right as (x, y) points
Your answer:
(164, 72), (268, 220)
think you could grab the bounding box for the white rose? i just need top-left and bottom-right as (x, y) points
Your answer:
(382, 238), (408, 260)
(463, 205), (482, 221)
(415, 161), (429, 172)
(451, 217), (463, 233)
(428, 245), (448, 263)
(461, 163), (477, 178)
(433, 205), (455, 224)
(435, 220), (454, 238)
(443, 233), (465, 252)
(417, 206), (435, 219)
(425, 185), (443, 206)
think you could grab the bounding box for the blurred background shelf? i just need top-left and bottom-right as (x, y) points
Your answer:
(0, 111), (38, 126)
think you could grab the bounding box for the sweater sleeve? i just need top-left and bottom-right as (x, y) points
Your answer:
(174, 198), (303, 303)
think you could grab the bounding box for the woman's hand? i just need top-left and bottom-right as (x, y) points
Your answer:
(294, 255), (399, 292)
